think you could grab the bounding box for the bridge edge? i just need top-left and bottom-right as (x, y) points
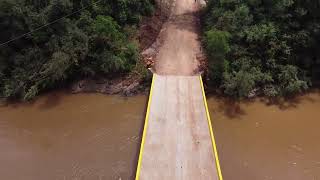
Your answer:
(135, 74), (156, 180)
(199, 76), (224, 180)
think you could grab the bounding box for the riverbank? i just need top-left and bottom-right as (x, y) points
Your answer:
(69, 1), (174, 97)
(70, 73), (152, 96)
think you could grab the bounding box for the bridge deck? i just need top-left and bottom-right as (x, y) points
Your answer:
(136, 74), (222, 180)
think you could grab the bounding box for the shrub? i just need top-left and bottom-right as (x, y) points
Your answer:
(202, 0), (320, 98)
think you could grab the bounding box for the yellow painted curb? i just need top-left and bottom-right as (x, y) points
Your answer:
(135, 74), (155, 180)
(199, 76), (224, 180)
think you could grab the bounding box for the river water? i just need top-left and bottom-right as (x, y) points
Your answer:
(209, 92), (320, 180)
(0, 91), (319, 179)
(0, 92), (147, 180)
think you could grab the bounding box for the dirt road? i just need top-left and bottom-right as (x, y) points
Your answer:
(155, 0), (203, 75)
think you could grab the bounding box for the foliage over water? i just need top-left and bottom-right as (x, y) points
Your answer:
(202, 0), (320, 98)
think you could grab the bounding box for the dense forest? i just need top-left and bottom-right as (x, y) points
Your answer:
(0, 0), (154, 100)
(2, 0), (320, 100)
(202, 0), (320, 98)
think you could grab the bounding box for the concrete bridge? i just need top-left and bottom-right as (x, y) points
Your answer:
(135, 74), (223, 180)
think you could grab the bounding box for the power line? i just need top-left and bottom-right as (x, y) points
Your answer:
(0, 0), (102, 47)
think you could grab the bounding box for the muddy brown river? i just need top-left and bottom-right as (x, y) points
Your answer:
(0, 92), (147, 180)
(209, 92), (320, 180)
(0, 91), (320, 180)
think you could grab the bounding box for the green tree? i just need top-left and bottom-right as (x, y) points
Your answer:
(202, 0), (320, 98)
(204, 30), (230, 85)
(0, 0), (155, 100)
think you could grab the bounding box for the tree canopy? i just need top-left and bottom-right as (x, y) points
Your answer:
(202, 0), (320, 98)
(0, 0), (154, 100)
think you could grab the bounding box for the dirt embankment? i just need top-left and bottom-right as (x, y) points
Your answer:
(139, 0), (174, 50)
(72, 1), (175, 96)
(139, 0), (175, 69)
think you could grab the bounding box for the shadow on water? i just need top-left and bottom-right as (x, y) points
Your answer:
(38, 91), (64, 110)
(259, 90), (319, 110)
(206, 92), (248, 119)
(0, 98), (36, 108)
(206, 88), (320, 119)
(0, 91), (65, 109)
(217, 98), (247, 119)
